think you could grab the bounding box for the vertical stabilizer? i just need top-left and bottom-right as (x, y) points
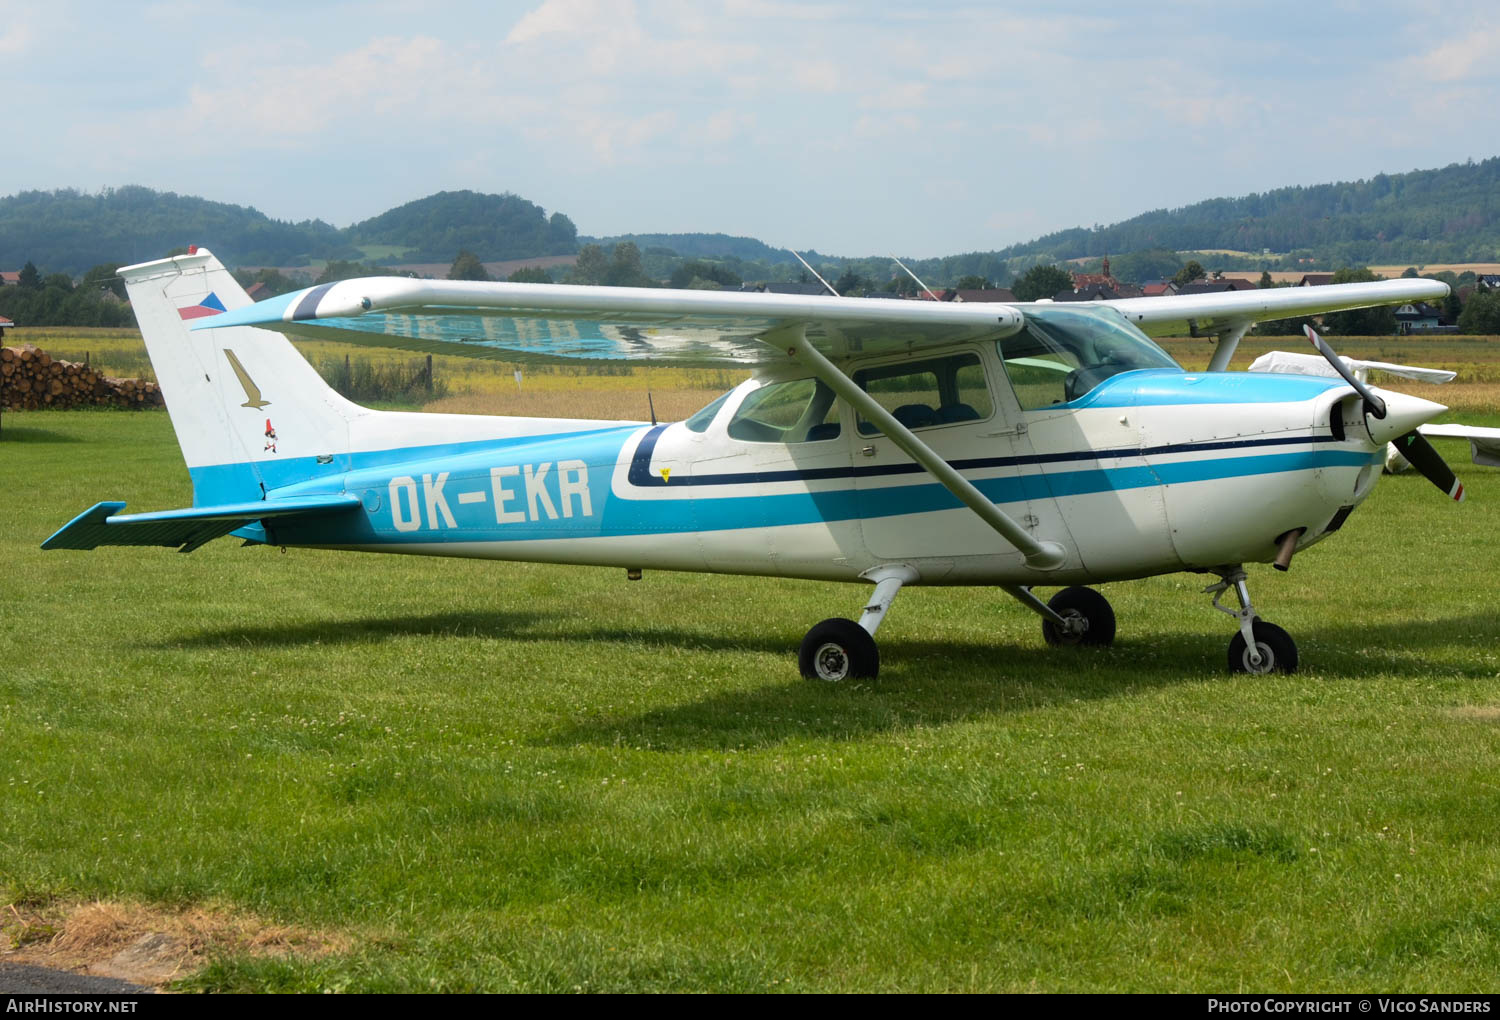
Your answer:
(120, 249), (366, 505)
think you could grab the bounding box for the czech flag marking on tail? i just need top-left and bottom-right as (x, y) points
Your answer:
(177, 292), (227, 320)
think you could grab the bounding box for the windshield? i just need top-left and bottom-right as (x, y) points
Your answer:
(998, 305), (1180, 409)
(684, 389), (733, 432)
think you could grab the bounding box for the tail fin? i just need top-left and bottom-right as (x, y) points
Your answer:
(121, 249), (365, 505)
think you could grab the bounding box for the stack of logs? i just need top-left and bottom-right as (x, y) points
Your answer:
(0, 345), (164, 410)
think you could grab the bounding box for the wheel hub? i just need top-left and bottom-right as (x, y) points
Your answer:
(1056, 609), (1088, 645)
(1241, 641), (1276, 674)
(815, 643), (850, 681)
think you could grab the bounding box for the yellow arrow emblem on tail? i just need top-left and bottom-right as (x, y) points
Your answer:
(659, 467), (671, 483)
(223, 349), (270, 408)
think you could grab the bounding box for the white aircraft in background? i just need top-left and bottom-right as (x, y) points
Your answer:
(1249, 344), (1500, 480)
(45, 249), (1459, 679)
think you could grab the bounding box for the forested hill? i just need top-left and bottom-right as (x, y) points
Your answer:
(585, 232), (807, 265)
(0, 187), (579, 275)
(996, 158), (1500, 267)
(346, 191), (577, 262)
(0, 186), (353, 273)
(5, 157), (1500, 278)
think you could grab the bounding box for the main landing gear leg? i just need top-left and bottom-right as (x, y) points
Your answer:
(1205, 567), (1298, 674)
(799, 565), (918, 683)
(1005, 584), (1117, 647)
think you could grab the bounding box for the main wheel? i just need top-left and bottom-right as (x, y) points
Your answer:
(799, 618), (879, 682)
(1227, 620), (1298, 674)
(1041, 586), (1116, 647)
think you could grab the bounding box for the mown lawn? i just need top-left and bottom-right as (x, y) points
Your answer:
(3, 407), (1500, 992)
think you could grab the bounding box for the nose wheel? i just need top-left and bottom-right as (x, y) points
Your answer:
(1206, 568), (1299, 674)
(1227, 620), (1298, 674)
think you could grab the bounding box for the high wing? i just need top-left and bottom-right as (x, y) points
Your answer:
(199, 279), (1027, 366)
(1101, 278), (1450, 339)
(197, 275), (1449, 366)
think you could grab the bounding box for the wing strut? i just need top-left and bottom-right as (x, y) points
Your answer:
(777, 325), (1067, 570)
(1206, 320), (1253, 372)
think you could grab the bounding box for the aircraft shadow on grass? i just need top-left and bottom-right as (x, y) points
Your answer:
(147, 608), (1500, 752)
(147, 610), (552, 650)
(0, 426), (83, 444)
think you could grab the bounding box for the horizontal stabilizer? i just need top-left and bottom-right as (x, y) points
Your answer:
(43, 494), (362, 553)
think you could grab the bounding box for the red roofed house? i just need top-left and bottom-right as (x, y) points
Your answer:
(1071, 255), (1118, 292)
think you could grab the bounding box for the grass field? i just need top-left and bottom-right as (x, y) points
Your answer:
(3, 342), (1500, 992)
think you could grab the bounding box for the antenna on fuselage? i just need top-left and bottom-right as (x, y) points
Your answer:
(790, 250), (841, 297)
(647, 390), (658, 427)
(890, 254), (942, 302)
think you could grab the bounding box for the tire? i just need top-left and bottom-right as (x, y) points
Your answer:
(1041, 586), (1116, 647)
(1227, 620), (1298, 674)
(799, 618), (879, 682)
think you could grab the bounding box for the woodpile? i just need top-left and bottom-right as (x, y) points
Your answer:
(0, 345), (164, 411)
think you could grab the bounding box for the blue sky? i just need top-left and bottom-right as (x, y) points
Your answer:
(2, 0), (1495, 257)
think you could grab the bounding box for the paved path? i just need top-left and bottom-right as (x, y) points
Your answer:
(0, 961), (154, 994)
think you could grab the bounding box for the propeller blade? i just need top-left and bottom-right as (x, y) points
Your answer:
(1395, 430), (1465, 502)
(1304, 325), (1386, 419)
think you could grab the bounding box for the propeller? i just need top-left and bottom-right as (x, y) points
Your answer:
(1304, 324), (1385, 418)
(1304, 325), (1464, 503)
(1393, 430), (1465, 502)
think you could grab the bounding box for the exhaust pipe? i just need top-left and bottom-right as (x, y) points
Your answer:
(1272, 528), (1306, 572)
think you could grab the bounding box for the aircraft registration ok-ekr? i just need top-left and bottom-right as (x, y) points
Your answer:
(45, 249), (1460, 680)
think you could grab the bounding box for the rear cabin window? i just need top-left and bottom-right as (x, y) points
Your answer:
(726, 378), (842, 443)
(852, 353), (991, 436)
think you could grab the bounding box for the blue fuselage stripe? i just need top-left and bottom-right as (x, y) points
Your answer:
(625, 422), (1345, 488)
(263, 440), (1367, 548)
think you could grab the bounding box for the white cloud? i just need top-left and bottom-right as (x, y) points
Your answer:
(1405, 25), (1500, 83)
(505, 0), (638, 45)
(702, 109), (755, 144)
(722, 0), (848, 19)
(0, 24), (31, 54)
(9, 0), (1494, 257)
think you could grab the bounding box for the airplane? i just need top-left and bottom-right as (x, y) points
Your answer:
(44, 248), (1460, 680)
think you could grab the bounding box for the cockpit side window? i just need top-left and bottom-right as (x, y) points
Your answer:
(852, 352), (992, 436)
(997, 305), (1180, 409)
(726, 378), (842, 443)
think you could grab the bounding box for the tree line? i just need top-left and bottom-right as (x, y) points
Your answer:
(0, 261), (134, 327)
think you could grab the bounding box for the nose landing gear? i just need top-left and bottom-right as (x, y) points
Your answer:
(1205, 567), (1299, 674)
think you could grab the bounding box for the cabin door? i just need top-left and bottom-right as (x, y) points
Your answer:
(851, 349), (1058, 564)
